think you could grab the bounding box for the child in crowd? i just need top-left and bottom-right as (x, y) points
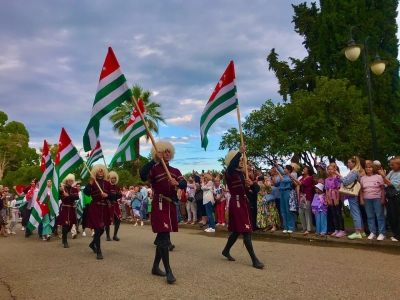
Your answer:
(224, 185), (231, 226)
(312, 183), (328, 237)
(325, 164), (347, 238)
(131, 186), (143, 226)
(213, 177), (226, 226)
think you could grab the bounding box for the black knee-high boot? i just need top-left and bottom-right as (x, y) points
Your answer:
(243, 233), (264, 269)
(159, 239), (176, 283)
(62, 225), (70, 248)
(222, 232), (240, 261)
(151, 240), (166, 277)
(168, 239), (175, 251)
(105, 225), (111, 241)
(89, 237), (96, 253)
(95, 228), (104, 259)
(113, 216), (120, 241)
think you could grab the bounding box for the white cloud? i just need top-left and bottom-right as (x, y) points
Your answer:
(166, 115), (193, 124)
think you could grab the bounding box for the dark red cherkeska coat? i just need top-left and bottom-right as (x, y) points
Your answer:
(148, 164), (183, 233)
(225, 169), (254, 233)
(58, 186), (79, 226)
(109, 184), (122, 222)
(86, 179), (111, 229)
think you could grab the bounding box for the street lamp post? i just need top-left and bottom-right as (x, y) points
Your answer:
(343, 26), (387, 161)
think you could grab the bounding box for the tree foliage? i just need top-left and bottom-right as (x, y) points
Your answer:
(0, 111), (40, 180)
(219, 77), (386, 166)
(267, 0), (400, 160)
(0, 165), (41, 187)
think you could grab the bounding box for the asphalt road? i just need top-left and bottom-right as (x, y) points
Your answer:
(1, 223), (399, 300)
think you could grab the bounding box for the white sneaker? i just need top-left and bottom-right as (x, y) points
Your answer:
(11, 231), (16, 235)
(42, 236), (47, 241)
(21, 227), (25, 231)
(391, 237), (399, 242)
(283, 230), (288, 233)
(208, 228), (215, 232)
(204, 228), (210, 232)
(377, 234), (386, 241)
(72, 233), (77, 239)
(134, 223), (138, 227)
(141, 221), (144, 226)
(288, 230), (293, 233)
(82, 232), (86, 237)
(367, 233), (376, 240)
(6, 229), (10, 234)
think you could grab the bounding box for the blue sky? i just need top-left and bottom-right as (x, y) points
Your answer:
(1, 1), (398, 174)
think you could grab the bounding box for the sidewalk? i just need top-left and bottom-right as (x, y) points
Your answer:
(122, 219), (400, 250)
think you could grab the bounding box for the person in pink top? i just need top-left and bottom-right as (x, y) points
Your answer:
(326, 164), (346, 238)
(360, 162), (386, 240)
(289, 166), (315, 235)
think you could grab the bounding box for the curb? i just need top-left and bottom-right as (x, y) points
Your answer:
(122, 220), (400, 250)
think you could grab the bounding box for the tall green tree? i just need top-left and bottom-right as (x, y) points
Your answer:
(219, 77), (386, 166)
(0, 165), (41, 187)
(267, 0), (400, 160)
(0, 111), (40, 180)
(109, 85), (165, 176)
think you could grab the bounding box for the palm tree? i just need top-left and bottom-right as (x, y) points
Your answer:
(109, 84), (165, 176)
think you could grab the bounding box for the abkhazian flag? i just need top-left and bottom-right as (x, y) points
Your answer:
(49, 167), (59, 217)
(80, 140), (104, 179)
(49, 128), (84, 217)
(76, 192), (83, 219)
(37, 140), (54, 203)
(200, 61), (238, 150)
(83, 47), (133, 151)
(109, 98), (147, 165)
(27, 188), (41, 231)
(57, 128), (84, 182)
(27, 141), (53, 231)
(16, 195), (26, 210)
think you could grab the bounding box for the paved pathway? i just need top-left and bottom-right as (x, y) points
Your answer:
(1, 223), (399, 299)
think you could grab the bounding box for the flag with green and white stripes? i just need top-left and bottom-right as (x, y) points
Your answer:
(49, 128), (83, 217)
(80, 140), (104, 179)
(83, 47), (132, 151)
(109, 98), (147, 165)
(27, 140), (53, 231)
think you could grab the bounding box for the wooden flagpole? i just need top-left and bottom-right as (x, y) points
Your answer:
(102, 156), (108, 170)
(125, 84), (172, 181)
(83, 161), (105, 194)
(236, 104), (249, 179)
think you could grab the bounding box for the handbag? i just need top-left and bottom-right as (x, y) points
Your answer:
(384, 172), (400, 197)
(299, 193), (307, 209)
(194, 187), (203, 202)
(339, 181), (361, 196)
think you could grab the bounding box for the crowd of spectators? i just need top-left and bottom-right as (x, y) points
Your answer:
(1, 155), (400, 243)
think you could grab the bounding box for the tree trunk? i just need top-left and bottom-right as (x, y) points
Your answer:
(134, 139), (140, 177)
(291, 153), (300, 164)
(0, 154), (8, 181)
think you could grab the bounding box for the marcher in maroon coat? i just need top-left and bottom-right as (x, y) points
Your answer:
(59, 174), (79, 248)
(221, 145), (264, 269)
(84, 164), (111, 260)
(105, 171), (122, 241)
(140, 141), (187, 284)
